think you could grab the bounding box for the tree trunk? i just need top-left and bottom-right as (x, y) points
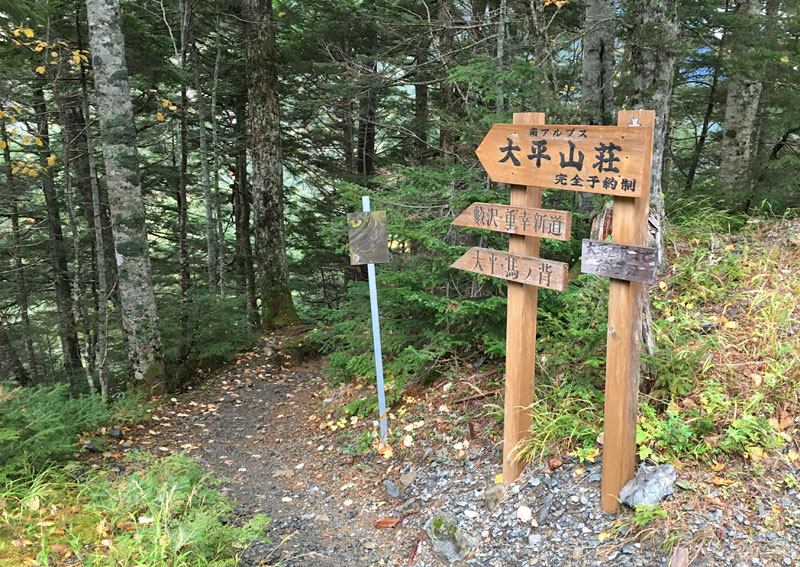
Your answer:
(718, 0), (764, 210)
(627, 0), (678, 273)
(194, 45), (218, 294)
(211, 10), (225, 295)
(357, 62), (378, 179)
(233, 101), (260, 328)
(626, 0), (679, 390)
(243, 0), (300, 327)
(0, 321), (28, 386)
(33, 88), (84, 394)
(2, 110), (39, 383)
(582, 0), (615, 125)
(684, 66), (719, 192)
(86, 0), (164, 395)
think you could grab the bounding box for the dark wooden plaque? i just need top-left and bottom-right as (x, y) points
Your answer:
(347, 211), (390, 265)
(580, 239), (657, 284)
(451, 247), (568, 292)
(452, 203), (572, 241)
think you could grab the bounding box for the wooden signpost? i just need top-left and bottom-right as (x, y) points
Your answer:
(452, 109), (657, 513)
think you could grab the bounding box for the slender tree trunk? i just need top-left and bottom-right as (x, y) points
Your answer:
(413, 38), (429, 165)
(210, 10), (225, 295)
(86, 0), (164, 394)
(176, 0), (192, 363)
(2, 111), (39, 383)
(243, 0), (300, 327)
(495, 0), (507, 114)
(195, 46), (218, 294)
(357, 62), (378, 179)
(80, 64), (110, 400)
(56, 94), (96, 394)
(0, 321), (28, 386)
(685, 66), (719, 192)
(438, 1), (458, 160)
(233, 101), (260, 328)
(718, 0), (764, 209)
(33, 88), (83, 394)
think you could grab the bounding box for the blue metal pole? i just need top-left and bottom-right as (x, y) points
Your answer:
(362, 196), (389, 442)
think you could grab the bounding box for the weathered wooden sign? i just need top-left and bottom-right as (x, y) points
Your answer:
(581, 239), (657, 284)
(451, 247), (568, 292)
(452, 203), (572, 241)
(347, 211), (389, 265)
(475, 123), (652, 197)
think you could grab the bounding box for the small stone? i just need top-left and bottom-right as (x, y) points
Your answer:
(399, 470), (418, 488)
(528, 534), (542, 546)
(363, 541), (377, 550)
(485, 484), (505, 512)
(517, 505), (533, 523)
(316, 513), (330, 522)
(384, 480), (400, 499)
(573, 547), (584, 560)
(464, 510), (479, 520)
(107, 427), (122, 438)
(622, 543), (636, 554)
(536, 493), (554, 524)
(609, 551), (620, 561)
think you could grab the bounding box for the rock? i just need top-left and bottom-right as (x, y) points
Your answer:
(107, 427), (122, 438)
(484, 484), (505, 512)
(536, 493), (554, 525)
(384, 480), (400, 499)
(363, 541), (377, 550)
(517, 505), (532, 523)
(399, 470), (418, 489)
(423, 512), (476, 563)
(573, 547), (583, 560)
(619, 464), (677, 507)
(316, 513), (330, 522)
(273, 469), (295, 479)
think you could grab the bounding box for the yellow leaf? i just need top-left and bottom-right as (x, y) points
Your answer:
(0, 140), (6, 149)
(11, 166), (19, 174)
(47, 155), (55, 166)
(73, 51), (81, 67)
(28, 169), (37, 177)
(21, 136), (31, 144)
(724, 321), (738, 330)
(598, 532), (612, 542)
(9, 115), (16, 124)
(156, 112), (164, 122)
(781, 56), (789, 63)
(711, 461), (726, 472)
(22, 558), (37, 566)
(658, 281), (667, 292)
(34, 44), (44, 52)
(10, 105), (20, 114)
(168, 105), (177, 111)
(711, 476), (735, 486)
(494, 473), (503, 484)
(162, 99), (171, 107)
(35, 66), (46, 74)
(24, 28), (34, 38)
(51, 51), (58, 57)
(377, 443), (393, 459)
(34, 137), (43, 146)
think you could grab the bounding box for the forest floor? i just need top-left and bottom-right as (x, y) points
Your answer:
(87, 221), (800, 567)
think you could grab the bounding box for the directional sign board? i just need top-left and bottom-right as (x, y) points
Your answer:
(347, 211), (390, 265)
(581, 239), (657, 284)
(451, 247), (568, 292)
(452, 203), (572, 241)
(475, 124), (652, 197)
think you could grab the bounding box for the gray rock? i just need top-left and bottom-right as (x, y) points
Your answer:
(107, 427), (122, 438)
(423, 512), (476, 563)
(619, 465), (677, 507)
(484, 484), (505, 512)
(399, 470), (418, 489)
(536, 493), (554, 524)
(384, 480), (400, 498)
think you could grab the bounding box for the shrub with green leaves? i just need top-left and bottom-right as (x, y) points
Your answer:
(0, 383), (108, 481)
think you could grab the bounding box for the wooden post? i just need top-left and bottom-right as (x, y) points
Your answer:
(600, 109), (654, 513)
(503, 112), (545, 483)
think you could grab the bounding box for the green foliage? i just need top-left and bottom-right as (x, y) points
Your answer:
(158, 293), (260, 390)
(0, 383), (108, 481)
(86, 454), (269, 566)
(631, 504), (667, 528)
(0, 456), (269, 567)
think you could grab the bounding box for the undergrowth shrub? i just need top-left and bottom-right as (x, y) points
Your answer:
(87, 454), (269, 566)
(0, 383), (108, 481)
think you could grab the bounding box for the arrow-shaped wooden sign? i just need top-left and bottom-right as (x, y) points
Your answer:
(451, 247), (568, 292)
(475, 123), (652, 197)
(452, 203), (572, 241)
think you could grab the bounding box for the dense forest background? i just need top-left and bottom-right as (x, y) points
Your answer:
(0, 0), (798, 401)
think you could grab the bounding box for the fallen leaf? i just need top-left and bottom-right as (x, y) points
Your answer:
(711, 461), (726, 472)
(597, 532), (612, 542)
(779, 412), (794, 430)
(22, 558), (37, 566)
(724, 321), (738, 330)
(547, 457), (562, 471)
(374, 517), (401, 529)
(51, 543), (69, 554)
(494, 473), (503, 484)
(138, 516), (155, 524)
(711, 476), (735, 486)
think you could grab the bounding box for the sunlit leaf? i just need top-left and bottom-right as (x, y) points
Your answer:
(35, 66), (46, 74)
